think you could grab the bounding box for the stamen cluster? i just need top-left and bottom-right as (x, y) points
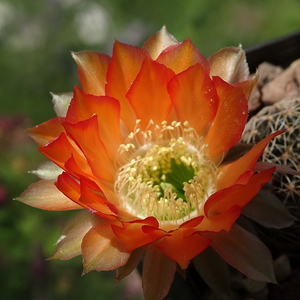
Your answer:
(114, 120), (216, 224)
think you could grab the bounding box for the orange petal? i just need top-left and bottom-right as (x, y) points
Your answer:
(112, 217), (167, 252)
(156, 38), (210, 74)
(196, 205), (242, 232)
(72, 51), (111, 96)
(27, 117), (65, 147)
(66, 87), (123, 159)
(16, 179), (82, 210)
(205, 168), (275, 216)
(217, 131), (284, 190)
(208, 46), (249, 84)
(39, 132), (85, 176)
(55, 172), (82, 205)
(142, 245), (177, 300)
(156, 229), (211, 269)
(63, 115), (115, 182)
(168, 63), (218, 133)
(105, 41), (149, 131)
(79, 177), (118, 220)
(142, 26), (178, 60)
(205, 77), (248, 158)
(127, 58), (175, 129)
(82, 221), (130, 273)
(234, 74), (258, 100)
(50, 210), (102, 260)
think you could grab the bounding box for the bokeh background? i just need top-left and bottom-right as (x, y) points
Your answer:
(1, 0), (300, 299)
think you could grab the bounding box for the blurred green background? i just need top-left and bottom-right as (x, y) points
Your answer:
(1, 0), (299, 299)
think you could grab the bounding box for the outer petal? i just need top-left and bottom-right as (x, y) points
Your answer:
(205, 168), (275, 216)
(142, 26), (178, 60)
(193, 247), (231, 296)
(168, 63), (218, 134)
(27, 117), (65, 147)
(50, 210), (102, 260)
(116, 247), (145, 283)
(142, 245), (177, 300)
(29, 161), (62, 180)
(217, 131), (284, 190)
(243, 188), (295, 229)
(156, 38), (210, 74)
(105, 41), (149, 130)
(51, 92), (73, 117)
(72, 51), (110, 96)
(206, 224), (276, 283)
(16, 179), (82, 210)
(155, 228), (211, 269)
(208, 46), (249, 84)
(205, 76), (248, 158)
(82, 221), (130, 273)
(127, 58), (175, 129)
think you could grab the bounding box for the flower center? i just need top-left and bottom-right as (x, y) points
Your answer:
(114, 121), (216, 224)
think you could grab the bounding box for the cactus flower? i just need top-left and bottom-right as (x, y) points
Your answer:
(17, 27), (293, 300)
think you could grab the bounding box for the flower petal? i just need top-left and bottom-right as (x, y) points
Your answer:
(39, 132), (87, 177)
(217, 131), (284, 190)
(105, 41), (149, 130)
(142, 245), (177, 300)
(168, 63), (218, 134)
(30, 161), (62, 180)
(193, 247), (231, 296)
(197, 205), (242, 232)
(143, 26), (178, 60)
(116, 247), (145, 283)
(156, 38), (210, 74)
(16, 179), (82, 210)
(112, 217), (167, 252)
(205, 168), (275, 216)
(82, 221), (130, 273)
(208, 46), (249, 84)
(63, 115), (115, 181)
(243, 188), (295, 228)
(72, 51), (111, 96)
(27, 117), (65, 147)
(206, 224), (276, 283)
(50, 210), (102, 260)
(127, 58), (175, 129)
(66, 87), (123, 158)
(205, 77), (248, 158)
(79, 177), (118, 219)
(51, 92), (73, 117)
(156, 228), (211, 269)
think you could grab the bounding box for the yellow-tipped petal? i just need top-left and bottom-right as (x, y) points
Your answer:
(16, 180), (82, 211)
(208, 45), (249, 84)
(51, 92), (73, 117)
(82, 221), (130, 273)
(142, 26), (178, 59)
(50, 211), (101, 260)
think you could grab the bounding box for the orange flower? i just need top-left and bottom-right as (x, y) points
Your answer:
(18, 27), (293, 299)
